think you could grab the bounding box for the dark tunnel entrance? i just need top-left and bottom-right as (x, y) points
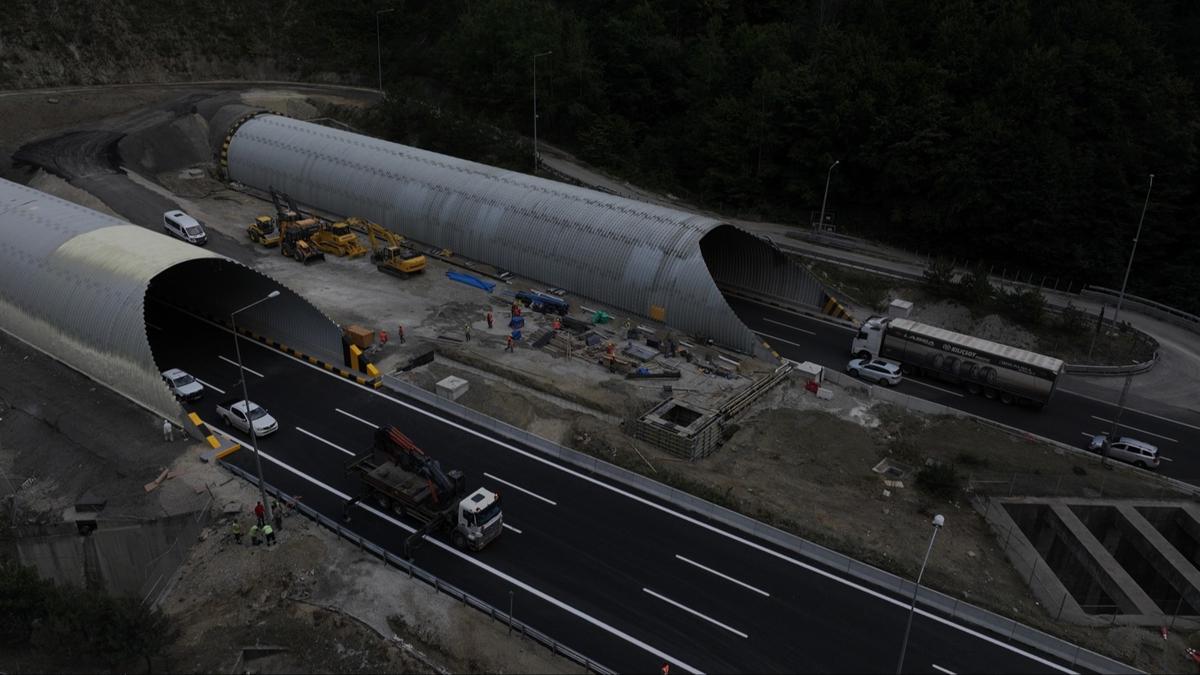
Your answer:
(698, 224), (829, 322)
(144, 258), (344, 411)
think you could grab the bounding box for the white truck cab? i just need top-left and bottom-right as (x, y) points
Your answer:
(455, 487), (503, 550)
(850, 316), (887, 358)
(163, 209), (208, 245)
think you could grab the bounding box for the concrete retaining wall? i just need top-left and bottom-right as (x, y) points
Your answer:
(3, 510), (209, 600)
(1083, 286), (1200, 336)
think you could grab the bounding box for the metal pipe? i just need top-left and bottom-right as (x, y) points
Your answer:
(1113, 174), (1154, 324)
(231, 290), (280, 523)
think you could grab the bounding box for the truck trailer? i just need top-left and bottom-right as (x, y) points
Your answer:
(850, 316), (1065, 408)
(344, 425), (503, 554)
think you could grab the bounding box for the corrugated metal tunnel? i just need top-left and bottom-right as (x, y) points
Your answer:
(223, 114), (830, 353)
(0, 178), (342, 422)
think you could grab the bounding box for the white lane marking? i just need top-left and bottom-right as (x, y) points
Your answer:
(675, 555), (770, 597)
(146, 323), (162, 331)
(932, 665), (956, 674)
(904, 379), (965, 398)
(643, 587), (749, 639)
(484, 472), (557, 506)
(762, 317), (816, 335)
(213, 428), (700, 674)
(504, 523), (523, 534)
(336, 407), (379, 428)
(1089, 416), (1178, 443)
(219, 355), (263, 377)
(1058, 388), (1200, 432)
(195, 378), (225, 394)
(734, 297), (857, 333)
(754, 331), (805, 348)
(295, 427), (356, 457)
(178, 303), (1072, 674)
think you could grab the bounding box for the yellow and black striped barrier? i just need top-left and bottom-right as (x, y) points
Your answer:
(820, 292), (855, 322)
(188, 412), (241, 461)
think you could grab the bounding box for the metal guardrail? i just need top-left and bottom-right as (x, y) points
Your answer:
(1082, 286), (1200, 335)
(379, 374), (1139, 673)
(215, 460), (613, 675)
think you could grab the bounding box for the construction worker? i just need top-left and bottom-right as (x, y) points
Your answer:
(249, 524), (261, 546)
(464, 324), (471, 342)
(379, 329), (389, 345)
(262, 522), (276, 546)
(505, 335), (515, 352)
(552, 317), (561, 332)
(486, 310), (494, 329)
(510, 302), (518, 317)
(231, 519), (243, 545)
(254, 501), (265, 527)
(272, 500), (283, 531)
(162, 419), (173, 442)
(398, 324), (405, 344)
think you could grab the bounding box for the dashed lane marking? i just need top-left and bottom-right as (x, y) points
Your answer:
(335, 407), (379, 428)
(484, 472), (558, 506)
(295, 427), (356, 457)
(195, 378), (226, 395)
(214, 430), (700, 674)
(761, 317), (816, 335)
(675, 555), (770, 597)
(503, 523), (523, 534)
(1058, 388), (1200, 432)
(1089, 416), (1178, 443)
(218, 355), (263, 377)
(642, 587), (749, 639)
(903, 379), (965, 398)
(753, 331), (805, 348)
(932, 665), (956, 674)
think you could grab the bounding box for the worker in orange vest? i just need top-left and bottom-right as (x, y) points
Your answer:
(379, 330), (389, 345)
(398, 324), (405, 344)
(486, 310), (494, 329)
(505, 335), (515, 352)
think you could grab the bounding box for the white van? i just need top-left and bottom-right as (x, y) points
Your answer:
(162, 210), (208, 245)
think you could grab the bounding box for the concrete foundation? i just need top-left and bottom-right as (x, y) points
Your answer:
(980, 496), (1200, 627)
(436, 375), (469, 401)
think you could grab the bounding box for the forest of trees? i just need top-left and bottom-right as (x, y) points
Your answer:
(8, 0), (1198, 311)
(343, 0), (1200, 313)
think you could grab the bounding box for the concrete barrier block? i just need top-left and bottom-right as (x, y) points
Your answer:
(436, 375), (469, 401)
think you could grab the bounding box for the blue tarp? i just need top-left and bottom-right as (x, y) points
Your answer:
(446, 271), (495, 292)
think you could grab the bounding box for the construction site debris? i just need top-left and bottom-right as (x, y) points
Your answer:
(345, 324), (376, 350)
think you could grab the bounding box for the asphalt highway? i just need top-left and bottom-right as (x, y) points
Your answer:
(146, 298), (1083, 674)
(727, 297), (1200, 485)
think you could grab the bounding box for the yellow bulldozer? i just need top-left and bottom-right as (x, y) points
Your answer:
(247, 215), (281, 247)
(363, 219), (427, 277)
(312, 220), (369, 258)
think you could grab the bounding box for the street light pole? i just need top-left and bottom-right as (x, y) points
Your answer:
(532, 50), (553, 174)
(897, 514), (945, 674)
(231, 290), (281, 523)
(376, 8), (396, 96)
(1113, 174), (1154, 325)
(817, 159), (840, 231)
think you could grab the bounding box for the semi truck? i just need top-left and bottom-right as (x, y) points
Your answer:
(849, 315), (1065, 408)
(343, 425), (503, 554)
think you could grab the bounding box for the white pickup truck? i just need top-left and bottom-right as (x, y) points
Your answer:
(215, 398), (279, 437)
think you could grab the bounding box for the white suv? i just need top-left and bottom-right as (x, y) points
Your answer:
(1088, 434), (1160, 470)
(846, 358), (903, 386)
(163, 210), (208, 245)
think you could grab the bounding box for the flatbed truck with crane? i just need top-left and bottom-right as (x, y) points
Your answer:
(343, 425), (503, 554)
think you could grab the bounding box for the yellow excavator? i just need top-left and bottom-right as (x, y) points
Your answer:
(363, 219), (427, 277)
(247, 215), (281, 247)
(312, 220), (369, 258)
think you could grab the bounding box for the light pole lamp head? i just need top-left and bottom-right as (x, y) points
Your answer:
(267, 290), (281, 299)
(932, 514), (945, 528)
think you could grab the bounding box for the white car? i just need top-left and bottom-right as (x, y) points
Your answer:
(1088, 433), (1160, 470)
(216, 399), (279, 437)
(846, 358), (903, 386)
(162, 368), (205, 401)
(163, 209), (208, 245)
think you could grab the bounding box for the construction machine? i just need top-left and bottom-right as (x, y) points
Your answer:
(364, 219), (427, 277)
(280, 219), (325, 263)
(247, 215), (281, 247)
(312, 220), (369, 258)
(343, 425), (503, 555)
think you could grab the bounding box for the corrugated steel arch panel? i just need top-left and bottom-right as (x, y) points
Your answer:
(226, 115), (832, 354)
(0, 179), (344, 422)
